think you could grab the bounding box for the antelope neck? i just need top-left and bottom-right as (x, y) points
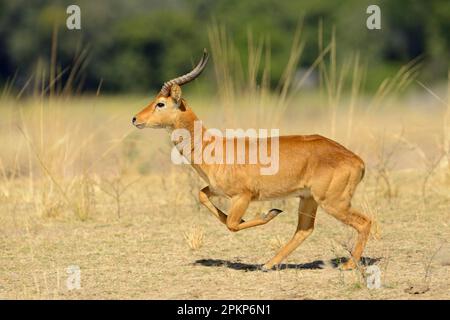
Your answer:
(170, 108), (210, 178)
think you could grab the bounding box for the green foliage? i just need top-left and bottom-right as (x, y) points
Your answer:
(0, 0), (448, 93)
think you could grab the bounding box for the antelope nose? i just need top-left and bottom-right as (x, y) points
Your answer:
(132, 116), (137, 125)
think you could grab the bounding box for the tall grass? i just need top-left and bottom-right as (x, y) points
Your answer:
(207, 20), (309, 128)
(207, 21), (420, 140)
(0, 25), (138, 220)
(206, 21), (449, 203)
(0, 23), (448, 224)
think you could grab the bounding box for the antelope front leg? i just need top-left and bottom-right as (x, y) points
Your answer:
(198, 186), (244, 225)
(226, 193), (282, 232)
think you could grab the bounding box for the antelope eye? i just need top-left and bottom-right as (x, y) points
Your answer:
(156, 102), (165, 108)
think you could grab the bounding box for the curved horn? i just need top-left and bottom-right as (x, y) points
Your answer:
(160, 48), (209, 96)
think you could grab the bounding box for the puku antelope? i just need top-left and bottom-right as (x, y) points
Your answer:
(132, 49), (371, 271)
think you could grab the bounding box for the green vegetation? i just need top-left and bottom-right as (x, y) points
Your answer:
(0, 0), (449, 93)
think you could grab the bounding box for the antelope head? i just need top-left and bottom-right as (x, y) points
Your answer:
(132, 49), (209, 129)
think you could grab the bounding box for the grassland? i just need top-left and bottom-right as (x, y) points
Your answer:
(0, 86), (449, 299)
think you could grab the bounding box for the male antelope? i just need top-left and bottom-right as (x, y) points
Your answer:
(132, 49), (371, 271)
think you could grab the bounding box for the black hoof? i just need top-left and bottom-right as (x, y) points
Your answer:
(269, 208), (283, 215)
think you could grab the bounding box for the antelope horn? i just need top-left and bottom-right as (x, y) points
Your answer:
(160, 48), (209, 96)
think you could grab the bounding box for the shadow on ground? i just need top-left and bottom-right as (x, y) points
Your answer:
(193, 257), (381, 271)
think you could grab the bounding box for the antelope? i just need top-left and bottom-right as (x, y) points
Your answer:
(132, 49), (372, 271)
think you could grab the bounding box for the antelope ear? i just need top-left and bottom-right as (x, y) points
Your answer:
(170, 84), (182, 104)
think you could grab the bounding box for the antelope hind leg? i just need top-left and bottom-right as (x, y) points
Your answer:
(322, 204), (372, 270)
(262, 197), (318, 271)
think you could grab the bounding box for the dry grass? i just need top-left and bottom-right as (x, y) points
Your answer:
(184, 226), (205, 251)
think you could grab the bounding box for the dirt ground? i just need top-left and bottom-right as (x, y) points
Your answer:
(1, 167), (449, 300)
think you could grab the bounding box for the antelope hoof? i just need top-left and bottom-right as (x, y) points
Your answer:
(260, 264), (275, 272)
(340, 260), (357, 271)
(261, 208), (283, 221)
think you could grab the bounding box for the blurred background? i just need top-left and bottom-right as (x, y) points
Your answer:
(0, 0), (449, 94)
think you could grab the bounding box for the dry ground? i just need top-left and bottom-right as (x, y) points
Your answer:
(0, 94), (449, 299)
